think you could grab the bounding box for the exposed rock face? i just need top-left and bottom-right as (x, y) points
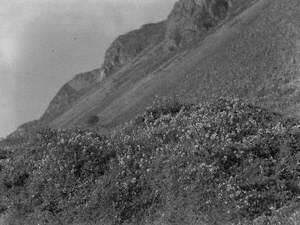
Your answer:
(101, 21), (166, 75)
(165, 0), (232, 47)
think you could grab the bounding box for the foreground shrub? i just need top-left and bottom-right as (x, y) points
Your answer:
(0, 98), (299, 225)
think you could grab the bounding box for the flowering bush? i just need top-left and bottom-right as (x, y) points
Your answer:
(0, 98), (299, 225)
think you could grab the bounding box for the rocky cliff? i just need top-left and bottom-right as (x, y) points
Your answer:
(164, 0), (256, 48)
(165, 0), (231, 47)
(101, 21), (166, 75)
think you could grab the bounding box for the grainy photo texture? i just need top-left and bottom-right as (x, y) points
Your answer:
(0, 0), (299, 225)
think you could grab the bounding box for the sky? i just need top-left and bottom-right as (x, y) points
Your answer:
(0, 0), (177, 137)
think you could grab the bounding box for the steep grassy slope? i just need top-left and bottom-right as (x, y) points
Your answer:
(50, 0), (300, 131)
(17, 0), (253, 133)
(35, 22), (166, 129)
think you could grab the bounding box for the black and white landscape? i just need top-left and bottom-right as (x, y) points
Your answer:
(0, 0), (299, 224)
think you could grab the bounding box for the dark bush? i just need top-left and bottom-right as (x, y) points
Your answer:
(86, 115), (99, 126)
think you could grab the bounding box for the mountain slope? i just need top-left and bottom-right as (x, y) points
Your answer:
(38, 22), (166, 125)
(40, 0), (240, 129)
(48, 0), (299, 131)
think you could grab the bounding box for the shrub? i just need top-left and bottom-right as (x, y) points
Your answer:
(0, 98), (299, 225)
(86, 115), (99, 126)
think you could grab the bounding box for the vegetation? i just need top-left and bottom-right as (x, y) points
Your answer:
(86, 115), (100, 126)
(0, 98), (299, 225)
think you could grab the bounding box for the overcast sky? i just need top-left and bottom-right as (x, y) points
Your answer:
(0, 0), (176, 137)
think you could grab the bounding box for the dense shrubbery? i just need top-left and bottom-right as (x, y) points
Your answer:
(0, 98), (299, 225)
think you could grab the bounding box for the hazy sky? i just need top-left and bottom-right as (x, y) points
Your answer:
(0, 0), (176, 137)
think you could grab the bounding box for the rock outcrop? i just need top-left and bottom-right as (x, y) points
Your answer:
(165, 0), (233, 47)
(101, 21), (166, 75)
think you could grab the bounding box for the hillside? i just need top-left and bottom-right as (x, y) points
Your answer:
(1, 0), (300, 224)
(9, 0), (299, 136)
(12, 0), (260, 133)
(31, 0), (297, 134)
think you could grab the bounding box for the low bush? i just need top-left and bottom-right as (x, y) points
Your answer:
(85, 115), (99, 126)
(0, 98), (299, 225)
